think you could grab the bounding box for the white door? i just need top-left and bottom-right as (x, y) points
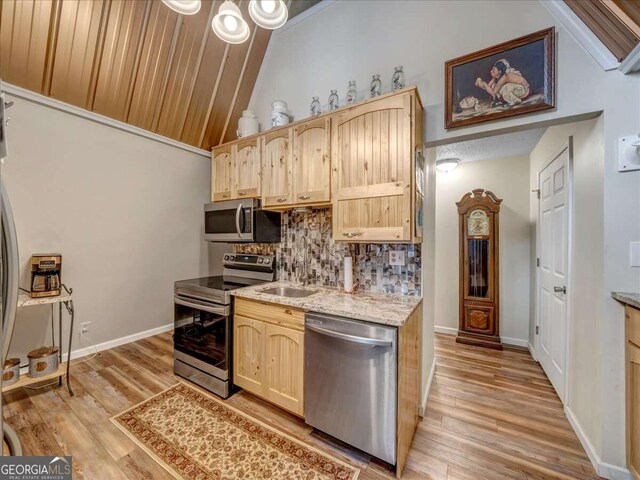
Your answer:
(537, 146), (570, 402)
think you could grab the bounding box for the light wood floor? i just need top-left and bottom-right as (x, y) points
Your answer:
(2, 333), (600, 479)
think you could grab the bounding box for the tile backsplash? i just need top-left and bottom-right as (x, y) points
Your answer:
(234, 209), (421, 296)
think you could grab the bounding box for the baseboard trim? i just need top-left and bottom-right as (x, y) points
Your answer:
(528, 342), (537, 361)
(433, 325), (528, 348)
(565, 406), (632, 480)
(419, 359), (436, 416)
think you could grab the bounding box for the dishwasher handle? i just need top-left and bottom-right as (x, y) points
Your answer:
(306, 323), (393, 347)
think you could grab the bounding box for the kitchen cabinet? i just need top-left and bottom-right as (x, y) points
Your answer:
(211, 138), (261, 202)
(233, 298), (304, 416)
(331, 90), (423, 242)
(626, 305), (640, 480)
(261, 129), (293, 208)
(211, 145), (235, 202)
(265, 324), (304, 416)
(235, 137), (261, 199)
(233, 315), (266, 396)
(292, 117), (331, 206)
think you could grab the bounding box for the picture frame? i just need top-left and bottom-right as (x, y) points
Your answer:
(445, 27), (555, 129)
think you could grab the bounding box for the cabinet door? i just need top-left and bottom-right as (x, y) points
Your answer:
(627, 307), (640, 480)
(261, 129), (293, 207)
(292, 117), (331, 205)
(331, 93), (413, 242)
(234, 315), (266, 396)
(265, 324), (304, 416)
(235, 138), (261, 199)
(211, 145), (235, 202)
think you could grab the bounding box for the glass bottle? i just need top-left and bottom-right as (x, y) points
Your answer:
(310, 96), (321, 116)
(370, 74), (382, 98)
(328, 90), (339, 111)
(346, 80), (357, 105)
(392, 65), (406, 92)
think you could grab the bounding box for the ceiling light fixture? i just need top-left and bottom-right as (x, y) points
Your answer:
(248, 0), (288, 30)
(436, 158), (460, 173)
(212, 1), (251, 44)
(162, 0), (202, 15)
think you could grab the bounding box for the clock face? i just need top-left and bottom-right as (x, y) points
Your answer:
(468, 210), (489, 236)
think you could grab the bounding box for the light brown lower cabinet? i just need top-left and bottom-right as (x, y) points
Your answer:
(233, 298), (304, 417)
(626, 305), (640, 480)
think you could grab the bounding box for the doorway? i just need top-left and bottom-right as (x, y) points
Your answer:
(535, 142), (572, 403)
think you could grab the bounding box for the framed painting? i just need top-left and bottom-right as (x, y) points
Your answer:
(445, 27), (555, 129)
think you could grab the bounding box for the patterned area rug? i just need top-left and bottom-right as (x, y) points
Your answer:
(111, 383), (360, 480)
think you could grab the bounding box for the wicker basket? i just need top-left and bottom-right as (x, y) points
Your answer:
(27, 347), (59, 378)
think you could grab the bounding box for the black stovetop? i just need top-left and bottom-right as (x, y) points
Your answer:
(175, 275), (266, 293)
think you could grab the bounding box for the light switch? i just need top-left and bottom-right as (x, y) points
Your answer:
(389, 250), (405, 266)
(631, 242), (640, 267)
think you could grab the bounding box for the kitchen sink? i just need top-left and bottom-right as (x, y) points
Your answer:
(260, 286), (319, 298)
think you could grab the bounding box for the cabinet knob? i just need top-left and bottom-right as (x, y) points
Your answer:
(238, 191), (247, 196)
(342, 232), (363, 238)
(277, 197), (287, 203)
(284, 309), (292, 315)
(298, 195), (310, 200)
(222, 193), (230, 198)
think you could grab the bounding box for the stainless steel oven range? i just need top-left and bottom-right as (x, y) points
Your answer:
(173, 254), (275, 398)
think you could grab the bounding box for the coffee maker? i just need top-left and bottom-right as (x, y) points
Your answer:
(30, 254), (62, 298)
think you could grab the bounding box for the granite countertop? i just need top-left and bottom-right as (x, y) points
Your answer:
(612, 292), (640, 310)
(18, 291), (72, 309)
(231, 281), (422, 327)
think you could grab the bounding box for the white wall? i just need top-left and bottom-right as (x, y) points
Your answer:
(249, 0), (640, 472)
(530, 116), (606, 465)
(3, 96), (230, 361)
(435, 155), (531, 345)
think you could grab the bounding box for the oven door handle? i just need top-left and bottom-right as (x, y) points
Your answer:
(174, 296), (229, 315)
(235, 203), (243, 238)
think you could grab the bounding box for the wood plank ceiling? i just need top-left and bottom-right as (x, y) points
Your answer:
(0, 0), (271, 151)
(565, 0), (640, 62)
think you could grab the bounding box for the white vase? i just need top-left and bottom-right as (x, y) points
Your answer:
(271, 101), (289, 128)
(237, 110), (259, 138)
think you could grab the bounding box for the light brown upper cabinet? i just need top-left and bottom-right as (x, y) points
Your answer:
(292, 117), (331, 207)
(331, 90), (423, 243)
(210, 138), (261, 202)
(211, 145), (235, 202)
(235, 137), (261, 199)
(261, 129), (293, 208)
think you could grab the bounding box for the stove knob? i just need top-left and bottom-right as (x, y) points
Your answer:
(257, 258), (263, 264)
(229, 255), (235, 261)
(224, 255), (229, 261)
(264, 258), (270, 264)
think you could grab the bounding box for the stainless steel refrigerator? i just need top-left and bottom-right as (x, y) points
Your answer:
(1, 88), (23, 456)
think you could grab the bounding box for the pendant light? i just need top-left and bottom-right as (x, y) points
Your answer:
(436, 158), (460, 173)
(248, 0), (288, 30)
(162, 0), (202, 15)
(212, 1), (251, 44)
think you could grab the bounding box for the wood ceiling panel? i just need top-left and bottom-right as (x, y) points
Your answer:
(200, 1), (254, 150)
(0, 0), (271, 150)
(127, 1), (179, 131)
(92, 0), (150, 121)
(222, 25), (271, 145)
(155, 0), (215, 140)
(0, 0), (54, 92)
(49, 0), (108, 107)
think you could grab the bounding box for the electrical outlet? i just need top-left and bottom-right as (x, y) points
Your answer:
(80, 322), (91, 335)
(389, 250), (405, 266)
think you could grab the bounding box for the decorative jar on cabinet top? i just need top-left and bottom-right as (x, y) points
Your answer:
(310, 96), (321, 116)
(370, 75), (382, 97)
(271, 101), (290, 128)
(346, 81), (357, 105)
(328, 90), (339, 111)
(237, 110), (259, 138)
(392, 66), (405, 91)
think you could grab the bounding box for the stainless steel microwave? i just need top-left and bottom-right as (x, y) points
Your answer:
(204, 199), (281, 243)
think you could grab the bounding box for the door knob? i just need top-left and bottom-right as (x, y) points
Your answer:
(554, 286), (567, 294)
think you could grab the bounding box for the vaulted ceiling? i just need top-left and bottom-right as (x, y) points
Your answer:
(0, 0), (272, 151)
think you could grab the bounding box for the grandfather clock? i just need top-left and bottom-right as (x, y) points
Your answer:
(456, 189), (503, 350)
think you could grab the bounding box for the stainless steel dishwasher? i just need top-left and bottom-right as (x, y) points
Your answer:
(304, 312), (397, 465)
